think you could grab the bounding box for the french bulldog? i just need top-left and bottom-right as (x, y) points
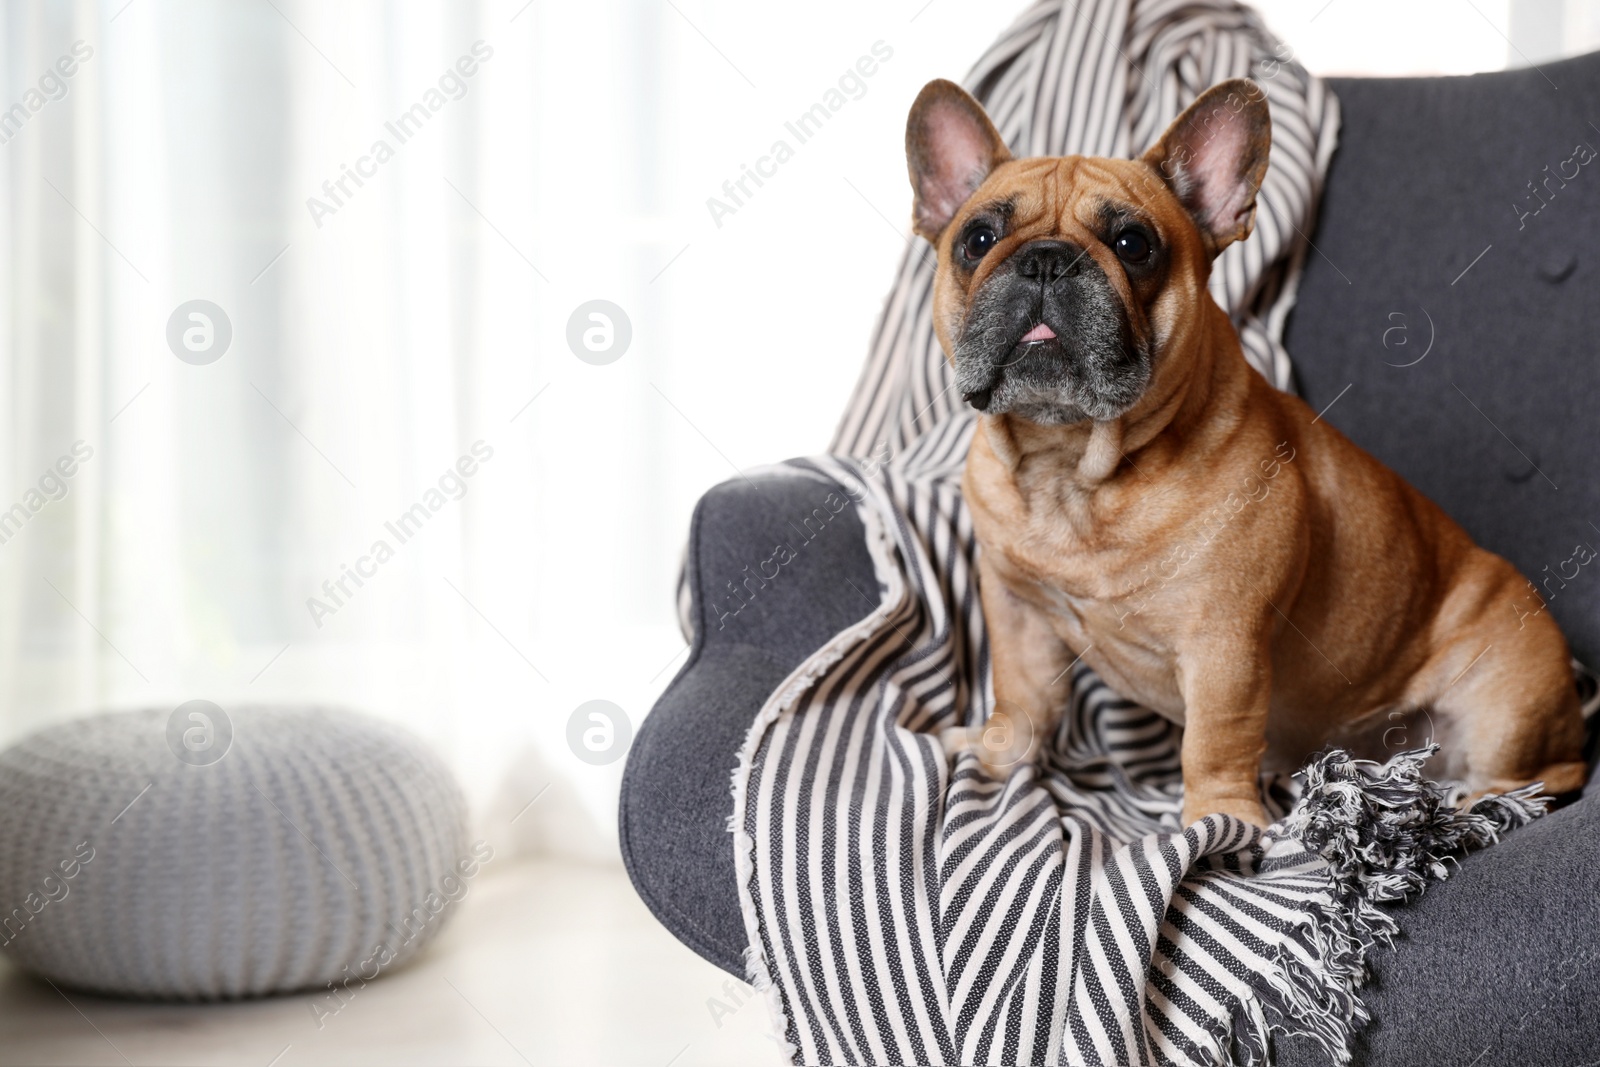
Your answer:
(907, 76), (1587, 827)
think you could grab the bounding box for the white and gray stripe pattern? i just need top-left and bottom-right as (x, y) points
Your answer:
(732, 437), (1335, 1066)
(734, 430), (1582, 1065)
(725, 3), (1546, 1064)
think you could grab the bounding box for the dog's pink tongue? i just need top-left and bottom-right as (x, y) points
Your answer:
(1020, 323), (1057, 343)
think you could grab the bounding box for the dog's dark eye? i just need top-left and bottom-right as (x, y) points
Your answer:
(963, 225), (998, 261)
(1114, 229), (1152, 264)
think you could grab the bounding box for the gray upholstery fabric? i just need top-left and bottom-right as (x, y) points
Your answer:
(622, 51), (1600, 1065)
(0, 707), (470, 999)
(1276, 763), (1600, 1067)
(1288, 56), (1600, 667)
(620, 475), (878, 971)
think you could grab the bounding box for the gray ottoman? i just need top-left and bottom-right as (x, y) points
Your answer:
(0, 705), (472, 1000)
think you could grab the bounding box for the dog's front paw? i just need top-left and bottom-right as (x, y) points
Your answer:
(976, 704), (1039, 775)
(939, 725), (980, 758)
(1181, 794), (1267, 829)
(942, 706), (1040, 776)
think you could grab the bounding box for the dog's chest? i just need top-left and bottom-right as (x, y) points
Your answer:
(979, 510), (1188, 719)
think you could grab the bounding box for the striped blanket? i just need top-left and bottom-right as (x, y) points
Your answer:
(726, 2), (1559, 1064)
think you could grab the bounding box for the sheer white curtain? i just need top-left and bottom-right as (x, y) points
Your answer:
(0, 0), (670, 856)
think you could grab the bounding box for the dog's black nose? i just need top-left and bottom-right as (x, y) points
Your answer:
(1015, 240), (1084, 282)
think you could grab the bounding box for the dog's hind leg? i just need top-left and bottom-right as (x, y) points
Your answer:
(1420, 608), (1587, 803)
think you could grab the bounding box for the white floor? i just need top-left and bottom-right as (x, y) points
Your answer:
(0, 859), (786, 1067)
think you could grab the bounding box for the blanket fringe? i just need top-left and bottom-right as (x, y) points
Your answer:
(1244, 745), (1547, 1065)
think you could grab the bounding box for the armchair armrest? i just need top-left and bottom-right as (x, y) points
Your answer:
(619, 471), (877, 973)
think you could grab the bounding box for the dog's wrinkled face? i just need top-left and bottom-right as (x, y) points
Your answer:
(939, 166), (1162, 423)
(906, 78), (1271, 425)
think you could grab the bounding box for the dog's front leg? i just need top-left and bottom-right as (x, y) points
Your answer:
(968, 551), (1076, 775)
(1177, 644), (1271, 827)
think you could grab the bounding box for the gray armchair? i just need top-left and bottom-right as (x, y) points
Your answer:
(622, 52), (1600, 1065)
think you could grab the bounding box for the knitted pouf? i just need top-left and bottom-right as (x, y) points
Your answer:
(0, 705), (471, 999)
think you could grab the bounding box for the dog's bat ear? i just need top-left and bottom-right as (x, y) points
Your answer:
(906, 79), (1010, 242)
(1142, 79), (1272, 257)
